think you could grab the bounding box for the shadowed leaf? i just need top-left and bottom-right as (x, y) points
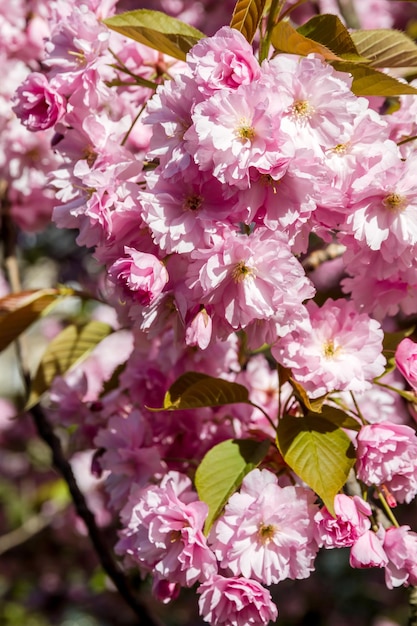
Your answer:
(230, 0), (267, 43)
(25, 321), (113, 410)
(147, 372), (250, 411)
(351, 29), (417, 67)
(104, 10), (205, 61)
(195, 438), (270, 534)
(297, 14), (367, 62)
(0, 288), (73, 353)
(271, 20), (343, 60)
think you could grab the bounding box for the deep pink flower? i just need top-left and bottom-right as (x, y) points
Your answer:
(13, 72), (66, 131)
(356, 422), (417, 504)
(187, 26), (261, 95)
(383, 525), (417, 588)
(108, 247), (169, 306)
(395, 338), (417, 391)
(116, 471), (217, 587)
(349, 530), (388, 569)
(314, 494), (372, 548)
(198, 575), (278, 626)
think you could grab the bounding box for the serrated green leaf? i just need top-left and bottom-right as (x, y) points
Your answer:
(351, 29), (417, 68)
(195, 438), (270, 534)
(332, 61), (417, 95)
(25, 321), (113, 410)
(103, 10), (205, 61)
(297, 14), (368, 62)
(230, 0), (267, 44)
(0, 289), (73, 353)
(271, 20), (343, 60)
(147, 372), (250, 411)
(276, 412), (356, 514)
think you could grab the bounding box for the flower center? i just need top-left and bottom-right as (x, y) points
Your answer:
(236, 117), (256, 142)
(322, 339), (342, 359)
(331, 143), (349, 154)
(169, 530), (182, 543)
(291, 100), (314, 122)
(261, 174), (281, 193)
(258, 523), (277, 544)
(184, 194), (203, 211)
(231, 260), (254, 283)
(383, 192), (408, 212)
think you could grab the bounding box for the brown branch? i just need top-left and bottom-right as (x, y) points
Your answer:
(30, 403), (160, 626)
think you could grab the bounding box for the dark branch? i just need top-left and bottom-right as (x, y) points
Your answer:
(30, 403), (160, 626)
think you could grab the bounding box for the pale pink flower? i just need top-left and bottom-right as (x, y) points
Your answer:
(186, 227), (314, 336)
(116, 471), (217, 587)
(187, 26), (261, 95)
(395, 338), (417, 391)
(314, 494), (372, 548)
(349, 530), (388, 569)
(185, 308), (213, 350)
(356, 422), (417, 504)
(140, 166), (238, 254)
(383, 525), (417, 588)
(13, 72), (66, 131)
(210, 469), (320, 585)
(198, 575), (278, 626)
(263, 53), (366, 152)
(108, 247), (169, 306)
(272, 298), (386, 399)
(186, 81), (293, 188)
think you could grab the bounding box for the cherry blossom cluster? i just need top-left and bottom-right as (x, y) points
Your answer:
(9, 1), (417, 625)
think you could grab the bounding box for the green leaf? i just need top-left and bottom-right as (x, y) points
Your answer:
(103, 10), (205, 61)
(271, 20), (344, 60)
(148, 372), (250, 411)
(230, 0), (267, 44)
(0, 288), (74, 353)
(319, 404), (361, 431)
(351, 29), (417, 68)
(332, 61), (417, 95)
(276, 412), (356, 514)
(195, 438), (270, 534)
(297, 14), (367, 62)
(25, 321), (113, 410)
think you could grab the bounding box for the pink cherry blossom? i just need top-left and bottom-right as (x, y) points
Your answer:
(356, 422), (417, 504)
(186, 227), (314, 338)
(198, 575), (278, 626)
(210, 469), (320, 585)
(13, 72), (66, 131)
(108, 247), (169, 306)
(272, 298), (386, 398)
(395, 338), (417, 391)
(314, 494), (372, 548)
(186, 80), (294, 188)
(383, 525), (417, 588)
(186, 25), (261, 95)
(349, 529), (388, 569)
(116, 471), (217, 587)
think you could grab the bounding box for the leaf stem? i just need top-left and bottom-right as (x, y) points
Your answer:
(259, 0), (286, 62)
(376, 486), (400, 528)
